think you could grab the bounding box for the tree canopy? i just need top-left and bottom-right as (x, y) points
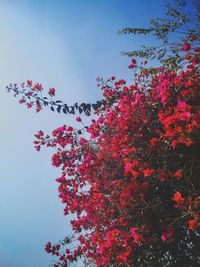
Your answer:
(7, 1), (200, 266)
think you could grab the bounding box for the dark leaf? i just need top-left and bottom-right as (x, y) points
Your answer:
(63, 108), (67, 114)
(96, 101), (102, 108)
(70, 107), (75, 114)
(57, 105), (61, 113)
(64, 104), (69, 113)
(87, 104), (91, 111)
(84, 110), (91, 116)
(92, 104), (98, 110)
(102, 100), (107, 106)
(80, 103), (88, 112)
(79, 107), (83, 114)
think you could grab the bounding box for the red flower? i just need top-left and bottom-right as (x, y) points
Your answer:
(150, 137), (159, 146)
(27, 80), (33, 86)
(128, 64), (135, 69)
(35, 145), (41, 151)
(48, 87), (56, 96)
(175, 170), (182, 179)
(26, 103), (33, 109)
(19, 98), (26, 104)
(76, 116), (82, 122)
(143, 169), (154, 177)
(181, 43), (191, 51)
(119, 217), (127, 226)
(194, 47), (200, 53)
(188, 219), (198, 231)
(184, 54), (192, 60)
(131, 58), (137, 65)
(33, 83), (43, 91)
(130, 228), (141, 243)
(173, 191), (185, 202)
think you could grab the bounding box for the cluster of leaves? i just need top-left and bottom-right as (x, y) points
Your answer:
(119, 0), (200, 65)
(6, 80), (108, 116)
(31, 41), (200, 266)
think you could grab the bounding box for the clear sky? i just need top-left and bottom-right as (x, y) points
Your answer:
(0, 0), (180, 266)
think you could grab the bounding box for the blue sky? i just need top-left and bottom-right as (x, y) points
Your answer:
(0, 0), (174, 266)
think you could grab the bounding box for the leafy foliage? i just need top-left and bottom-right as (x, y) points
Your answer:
(6, 81), (107, 116)
(119, 0), (200, 63)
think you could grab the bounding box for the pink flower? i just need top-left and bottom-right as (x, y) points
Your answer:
(26, 103), (33, 109)
(35, 145), (40, 151)
(184, 54), (192, 60)
(33, 83), (43, 91)
(181, 43), (191, 51)
(19, 98), (26, 104)
(128, 64), (135, 69)
(129, 59), (137, 69)
(76, 116), (82, 122)
(27, 80), (33, 86)
(161, 233), (167, 241)
(48, 87), (56, 96)
(131, 58), (137, 64)
(36, 106), (41, 113)
(171, 139), (178, 149)
(143, 169), (154, 177)
(161, 228), (174, 241)
(130, 228), (141, 243)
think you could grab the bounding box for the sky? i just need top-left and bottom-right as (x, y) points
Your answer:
(0, 0), (176, 266)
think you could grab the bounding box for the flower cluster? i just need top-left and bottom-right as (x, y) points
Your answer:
(6, 80), (56, 113)
(7, 37), (200, 266)
(32, 42), (200, 266)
